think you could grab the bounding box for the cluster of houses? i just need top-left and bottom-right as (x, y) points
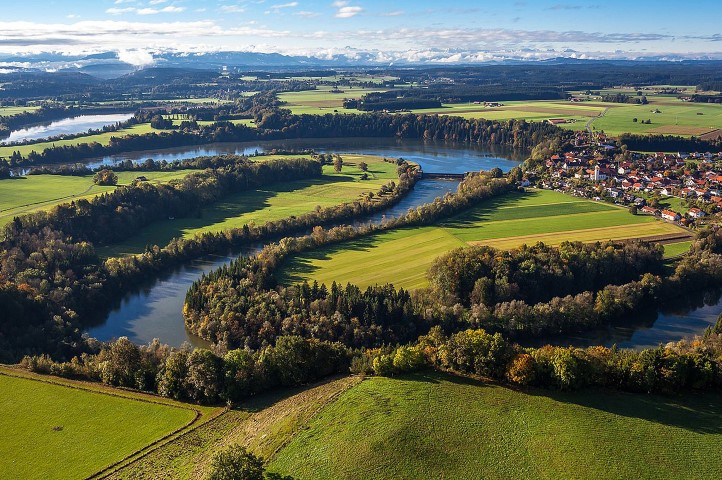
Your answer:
(535, 132), (722, 225)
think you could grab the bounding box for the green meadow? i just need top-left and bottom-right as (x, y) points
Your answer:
(0, 369), (201, 480)
(269, 373), (722, 480)
(281, 189), (687, 290)
(0, 170), (192, 227)
(0, 106), (40, 116)
(588, 98), (722, 137)
(98, 155), (398, 257)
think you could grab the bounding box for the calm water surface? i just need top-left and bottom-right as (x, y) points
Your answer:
(2, 113), (134, 144)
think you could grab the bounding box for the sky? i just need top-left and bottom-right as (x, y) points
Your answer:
(1, 0), (721, 65)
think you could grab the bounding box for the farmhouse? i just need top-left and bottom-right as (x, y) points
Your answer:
(641, 206), (659, 216)
(661, 209), (681, 222)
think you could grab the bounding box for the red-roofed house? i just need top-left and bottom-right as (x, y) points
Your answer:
(661, 209), (681, 222)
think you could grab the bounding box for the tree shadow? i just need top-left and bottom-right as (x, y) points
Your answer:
(439, 190), (538, 230)
(235, 374), (351, 413)
(278, 228), (409, 285)
(524, 385), (722, 435)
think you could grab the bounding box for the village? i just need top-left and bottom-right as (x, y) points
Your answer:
(533, 130), (722, 226)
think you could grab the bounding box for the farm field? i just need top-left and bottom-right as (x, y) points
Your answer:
(410, 100), (606, 123)
(663, 240), (693, 258)
(98, 154), (398, 257)
(269, 372), (722, 480)
(277, 86), (395, 115)
(0, 122), (158, 158)
(0, 170), (192, 227)
(0, 105), (40, 116)
(0, 367), (208, 480)
(587, 98), (722, 137)
(281, 189), (688, 290)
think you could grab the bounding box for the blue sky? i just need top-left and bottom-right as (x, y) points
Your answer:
(1, 0), (721, 64)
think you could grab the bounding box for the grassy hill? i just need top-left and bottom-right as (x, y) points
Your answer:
(280, 189), (687, 290)
(269, 373), (722, 480)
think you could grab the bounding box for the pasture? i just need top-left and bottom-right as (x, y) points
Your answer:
(587, 98), (722, 137)
(0, 106), (40, 116)
(98, 154), (398, 257)
(281, 189), (688, 290)
(269, 373), (722, 480)
(277, 86), (395, 115)
(0, 368), (205, 480)
(0, 170), (191, 227)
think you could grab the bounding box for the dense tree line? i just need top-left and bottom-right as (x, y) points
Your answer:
(21, 335), (351, 405)
(600, 93), (648, 104)
(618, 133), (722, 152)
(19, 309), (722, 406)
(345, 92), (442, 111)
(364, 326), (722, 394)
(427, 241), (664, 306)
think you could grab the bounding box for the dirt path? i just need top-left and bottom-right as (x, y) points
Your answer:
(586, 107), (609, 134)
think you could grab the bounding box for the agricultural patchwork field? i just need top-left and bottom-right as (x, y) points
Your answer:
(281, 189), (689, 290)
(0, 367), (209, 480)
(99, 154), (398, 257)
(269, 373), (722, 480)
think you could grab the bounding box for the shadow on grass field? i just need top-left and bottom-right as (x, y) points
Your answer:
(526, 384), (722, 435)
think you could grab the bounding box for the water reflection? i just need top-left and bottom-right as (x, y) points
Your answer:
(2, 113), (134, 144)
(525, 289), (722, 350)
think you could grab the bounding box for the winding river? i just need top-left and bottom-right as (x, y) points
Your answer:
(2, 113), (134, 145)
(83, 138), (722, 349)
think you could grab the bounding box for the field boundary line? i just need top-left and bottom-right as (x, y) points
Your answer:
(0, 184), (98, 215)
(264, 375), (363, 464)
(96, 406), (230, 479)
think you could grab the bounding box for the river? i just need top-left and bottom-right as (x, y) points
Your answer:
(1, 113), (134, 145)
(83, 138), (720, 350)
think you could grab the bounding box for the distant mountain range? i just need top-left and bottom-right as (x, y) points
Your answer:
(1, 50), (722, 79)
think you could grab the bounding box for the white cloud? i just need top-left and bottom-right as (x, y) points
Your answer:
(296, 11), (320, 18)
(336, 6), (363, 18)
(149, 0), (169, 4)
(220, 5), (246, 13)
(272, 2), (299, 8)
(137, 6), (186, 15)
(117, 49), (155, 66)
(106, 7), (135, 15)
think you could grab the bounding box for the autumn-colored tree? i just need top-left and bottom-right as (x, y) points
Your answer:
(93, 168), (118, 186)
